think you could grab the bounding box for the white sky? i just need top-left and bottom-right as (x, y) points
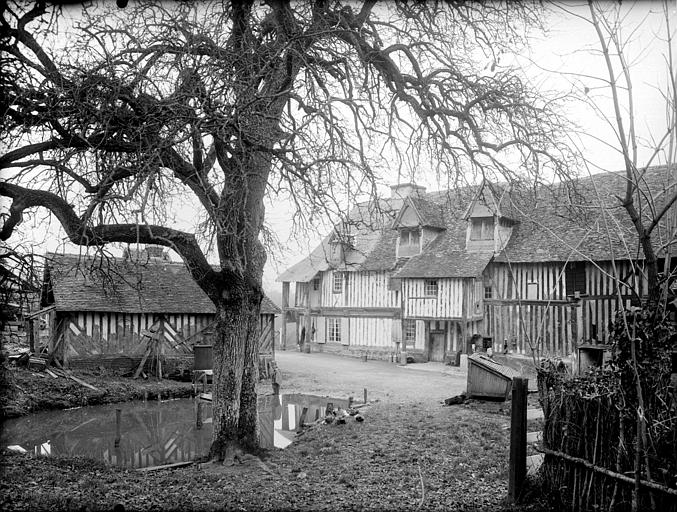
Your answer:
(1, 1), (674, 298)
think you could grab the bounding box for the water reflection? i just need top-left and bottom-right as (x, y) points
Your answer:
(1, 394), (346, 468)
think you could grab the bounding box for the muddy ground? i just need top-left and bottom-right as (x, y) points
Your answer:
(0, 350), (549, 511)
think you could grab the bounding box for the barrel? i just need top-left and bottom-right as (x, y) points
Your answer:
(193, 345), (213, 371)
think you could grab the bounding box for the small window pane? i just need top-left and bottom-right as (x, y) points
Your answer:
(424, 279), (438, 296)
(333, 272), (343, 293)
(404, 320), (416, 343)
(327, 318), (341, 343)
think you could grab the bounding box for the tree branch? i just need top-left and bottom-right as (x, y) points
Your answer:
(0, 181), (222, 301)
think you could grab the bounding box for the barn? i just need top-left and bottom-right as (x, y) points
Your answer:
(36, 249), (280, 376)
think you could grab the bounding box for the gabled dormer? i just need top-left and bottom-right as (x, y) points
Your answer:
(328, 221), (356, 266)
(392, 188), (446, 259)
(464, 180), (516, 254)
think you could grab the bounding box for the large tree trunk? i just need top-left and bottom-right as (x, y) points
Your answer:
(238, 294), (262, 450)
(208, 288), (261, 460)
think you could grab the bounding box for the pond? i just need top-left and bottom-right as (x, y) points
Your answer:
(0, 394), (347, 469)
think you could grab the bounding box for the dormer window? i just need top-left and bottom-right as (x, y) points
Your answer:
(401, 228), (420, 246)
(470, 217), (494, 241)
(399, 228), (421, 257)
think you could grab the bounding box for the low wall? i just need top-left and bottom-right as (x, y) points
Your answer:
(304, 342), (426, 363)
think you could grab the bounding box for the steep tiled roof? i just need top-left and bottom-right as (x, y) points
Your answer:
(496, 167), (675, 263)
(45, 253), (280, 315)
(278, 166), (675, 280)
(396, 249), (493, 278)
(409, 197), (447, 229)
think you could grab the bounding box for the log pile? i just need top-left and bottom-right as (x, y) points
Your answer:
(6, 348), (99, 391)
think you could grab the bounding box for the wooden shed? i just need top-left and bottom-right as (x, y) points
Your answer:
(39, 251), (280, 375)
(467, 353), (520, 401)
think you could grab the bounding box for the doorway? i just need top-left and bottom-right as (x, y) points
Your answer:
(429, 331), (445, 362)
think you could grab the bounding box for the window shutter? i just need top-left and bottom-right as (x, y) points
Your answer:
(340, 317), (350, 345)
(316, 316), (326, 344)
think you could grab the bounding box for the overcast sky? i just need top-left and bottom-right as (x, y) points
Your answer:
(1, 1), (674, 298)
(264, 1), (675, 291)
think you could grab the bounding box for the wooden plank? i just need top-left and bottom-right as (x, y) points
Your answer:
(67, 374), (99, 391)
(137, 461), (194, 472)
(133, 343), (153, 379)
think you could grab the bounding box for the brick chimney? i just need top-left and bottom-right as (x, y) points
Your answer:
(389, 183), (426, 209)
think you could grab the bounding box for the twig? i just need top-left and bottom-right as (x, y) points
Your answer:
(417, 462), (425, 510)
(538, 447), (677, 497)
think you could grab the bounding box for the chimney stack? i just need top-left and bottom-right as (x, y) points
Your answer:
(389, 183), (426, 209)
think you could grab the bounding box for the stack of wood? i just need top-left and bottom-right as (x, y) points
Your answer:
(132, 327), (194, 380)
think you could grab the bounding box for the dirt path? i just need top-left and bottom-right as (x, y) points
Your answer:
(275, 350), (467, 403)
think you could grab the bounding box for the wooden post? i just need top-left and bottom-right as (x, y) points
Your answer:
(281, 396), (289, 430)
(574, 301), (583, 345)
(304, 283), (311, 352)
(348, 396), (353, 408)
(298, 407), (308, 429)
(27, 319), (35, 353)
(281, 281), (289, 351)
(196, 401), (203, 430)
(114, 409), (122, 447)
(363, 388), (368, 404)
(508, 377), (528, 503)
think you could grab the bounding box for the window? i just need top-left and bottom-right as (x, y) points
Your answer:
(332, 272), (343, 294)
(527, 281), (538, 300)
(404, 320), (416, 344)
(398, 228), (421, 257)
(470, 217), (495, 240)
(312, 277), (320, 291)
(484, 286), (493, 299)
(424, 279), (438, 296)
(565, 262), (586, 295)
(400, 228), (420, 247)
(327, 318), (341, 343)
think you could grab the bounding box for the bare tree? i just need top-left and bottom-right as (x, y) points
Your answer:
(553, 1), (677, 301)
(0, 0), (573, 460)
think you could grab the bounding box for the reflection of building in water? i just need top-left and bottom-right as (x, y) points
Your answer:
(2, 395), (349, 467)
(1, 400), (212, 469)
(262, 394), (349, 449)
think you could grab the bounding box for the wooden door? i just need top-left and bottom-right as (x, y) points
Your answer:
(430, 332), (445, 362)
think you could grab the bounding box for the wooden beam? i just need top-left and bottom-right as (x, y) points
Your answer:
(304, 283), (311, 351)
(281, 282), (289, 351)
(508, 377), (528, 503)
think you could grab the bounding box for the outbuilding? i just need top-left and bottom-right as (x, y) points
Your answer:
(37, 249), (280, 376)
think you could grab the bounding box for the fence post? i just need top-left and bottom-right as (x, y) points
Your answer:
(114, 409), (122, 447)
(508, 377), (528, 502)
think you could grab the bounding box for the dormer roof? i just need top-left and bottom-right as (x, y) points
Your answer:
(277, 167), (676, 281)
(392, 196), (447, 230)
(463, 179), (510, 220)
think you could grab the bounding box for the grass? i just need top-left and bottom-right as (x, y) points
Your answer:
(0, 361), (553, 511)
(0, 399), (552, 511)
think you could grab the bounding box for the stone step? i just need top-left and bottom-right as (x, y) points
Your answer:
(526, 430), (542, 444)
(526, 408), (544, 420)
(527, 453), (544, 475)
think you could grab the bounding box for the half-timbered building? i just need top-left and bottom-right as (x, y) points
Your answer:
(38, 249), (280, 373)
(278, 167), (675, 361)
